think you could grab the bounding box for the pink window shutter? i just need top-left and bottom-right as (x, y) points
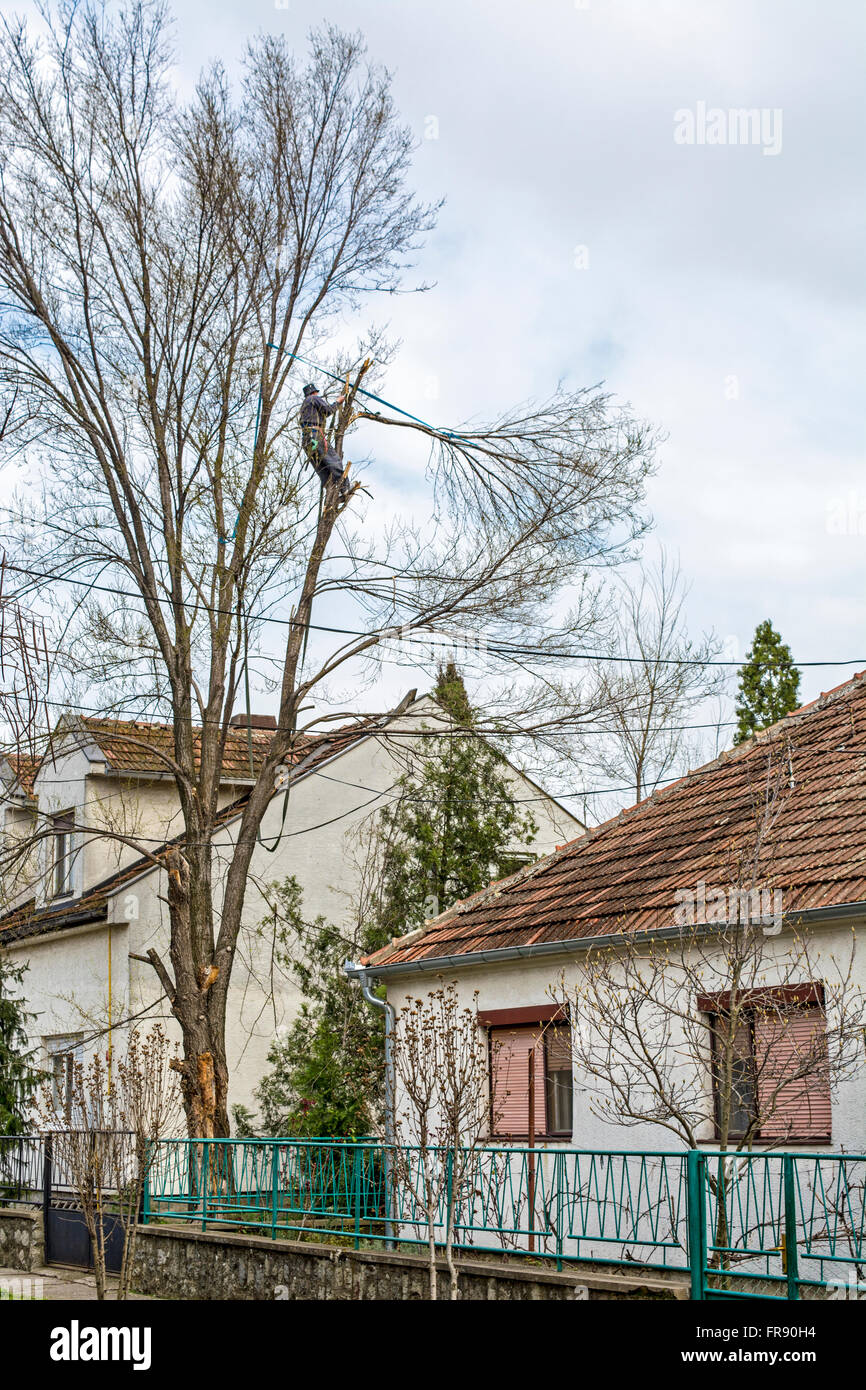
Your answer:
(491, 1027), (547, 1137)
(544, 1024), (573, 1070)
(754, 1006), (832, 1140)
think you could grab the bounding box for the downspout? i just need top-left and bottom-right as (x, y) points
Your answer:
(344, 960), (395, 1246)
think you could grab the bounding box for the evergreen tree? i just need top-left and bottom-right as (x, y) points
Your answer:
(248, 878), (389, 1138)
(249, 665), (538, 1136)
(376, 662), (538, 935)
(734, 620), (801, 745)
(0, 956), (41, 1135)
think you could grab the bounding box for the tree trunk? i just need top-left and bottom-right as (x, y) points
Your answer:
(159, 848), (232, 1138)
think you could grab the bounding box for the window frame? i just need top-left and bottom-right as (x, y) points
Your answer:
(486, 1014), (573, 1142)
(44, 1033), (84, 1112)
(705, 992), (831, 1144)
(51, 810), (75, 899)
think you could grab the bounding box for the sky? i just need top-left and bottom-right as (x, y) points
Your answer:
(5, 0), (865, 810)
(173, 0), (865, 685)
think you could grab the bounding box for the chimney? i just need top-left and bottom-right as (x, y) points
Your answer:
(229, 713), (277, 730)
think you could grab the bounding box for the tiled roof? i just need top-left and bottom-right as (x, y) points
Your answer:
(0, 716), (379, 945)
(77, 717), (280, 781)
(6, 754), (40, 798)
(365, 672), (866, 969)
(25, 712), (377, 788)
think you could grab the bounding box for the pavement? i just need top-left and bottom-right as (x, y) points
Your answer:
(0, 1265), (156, 1300)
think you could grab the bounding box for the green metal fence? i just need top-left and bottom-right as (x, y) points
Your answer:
(142, 1139), (866, 1298)
(689, 1150), (866, 1301)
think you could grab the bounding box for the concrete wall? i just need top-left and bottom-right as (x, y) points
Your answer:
(131, 1223), (683, 1300)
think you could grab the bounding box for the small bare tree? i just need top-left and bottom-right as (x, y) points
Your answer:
(391, 983), (494, 1299)
(38, 1024), (181, 1299)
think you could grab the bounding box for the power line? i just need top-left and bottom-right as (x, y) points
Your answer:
(0, 551), (861, 670)
(19, 688), (736, 737)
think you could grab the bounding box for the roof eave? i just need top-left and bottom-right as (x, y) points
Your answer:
(361, 901), (866, 979)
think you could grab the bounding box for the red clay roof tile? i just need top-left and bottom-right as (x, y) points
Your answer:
(366, 672), (866, 968)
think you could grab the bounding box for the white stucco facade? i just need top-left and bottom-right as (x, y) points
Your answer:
(378, 915), (866, 1156)
(1, 697), (581, 1118)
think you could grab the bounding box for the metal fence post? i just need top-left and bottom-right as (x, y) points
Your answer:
(444, 1146), (456, 1256)
(200, 1141), (208, 1232)
(42, 1133), (53, 1264)
(141, 1141), (151, 1227)
(686, 1150), (706, 1301)
(555, 1151), (564, 1272)
(271, 1142), (279, 1240)
(353, 1143), (362, 1250)
(783, 1155), (800, 1301)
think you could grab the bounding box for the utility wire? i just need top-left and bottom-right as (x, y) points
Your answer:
(13, 689), (737, 737)
(0, 555), (859, 670)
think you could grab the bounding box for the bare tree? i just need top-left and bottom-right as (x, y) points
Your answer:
(578, 550), (724, 810)
(0, 4), (655, 1135)
(38, 1023), (181, 1300)
(391, 983), (494, 1299)
(0, 556), (52, 761)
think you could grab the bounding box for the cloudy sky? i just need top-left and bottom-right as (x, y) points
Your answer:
(177, 0), (864, 691)
(7, 0), (865, 809)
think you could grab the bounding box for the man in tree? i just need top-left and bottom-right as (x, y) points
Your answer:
(299, 383), (350, 498)
(734, 620), (801, 744)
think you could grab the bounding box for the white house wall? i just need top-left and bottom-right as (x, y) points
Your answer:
(5, 703), (581, 1120)
(382, 917), (866, 1156)
(5, 922), (130, 1080)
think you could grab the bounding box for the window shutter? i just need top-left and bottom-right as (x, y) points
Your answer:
(754, 1006), (832, 1140)
(491, 1027), (547, 1137)
(545, 1024), (573, 1070)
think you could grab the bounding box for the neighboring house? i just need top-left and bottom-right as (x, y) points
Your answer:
(361, 672), (866, 1154)
(0, 693), (582, 1117)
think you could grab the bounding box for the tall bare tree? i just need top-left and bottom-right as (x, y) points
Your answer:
(0, 557), (51, 762)
(0, 3), (655, 1135)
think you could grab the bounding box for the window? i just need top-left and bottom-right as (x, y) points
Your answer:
(44, 1034), (84, 1112)
(495, 850), (537, 880)
(52, 812), (75, 898)
(709, 1016), (758, 1139)
(482, 1007), (573, 1139)
(702, 986), (831, 1142)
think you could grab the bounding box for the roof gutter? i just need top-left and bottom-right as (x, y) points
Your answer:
(359, 901), (866, 981)
(1, 902), (109, 946)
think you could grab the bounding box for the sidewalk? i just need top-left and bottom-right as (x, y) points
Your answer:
(0, 1265), (156, 1300)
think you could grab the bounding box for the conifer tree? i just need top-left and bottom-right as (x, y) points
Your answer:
(734, 620), (801, 744)
(0, 957), (41, 1135)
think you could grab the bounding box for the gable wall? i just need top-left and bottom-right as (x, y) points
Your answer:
(4, 709), (577, 1121)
